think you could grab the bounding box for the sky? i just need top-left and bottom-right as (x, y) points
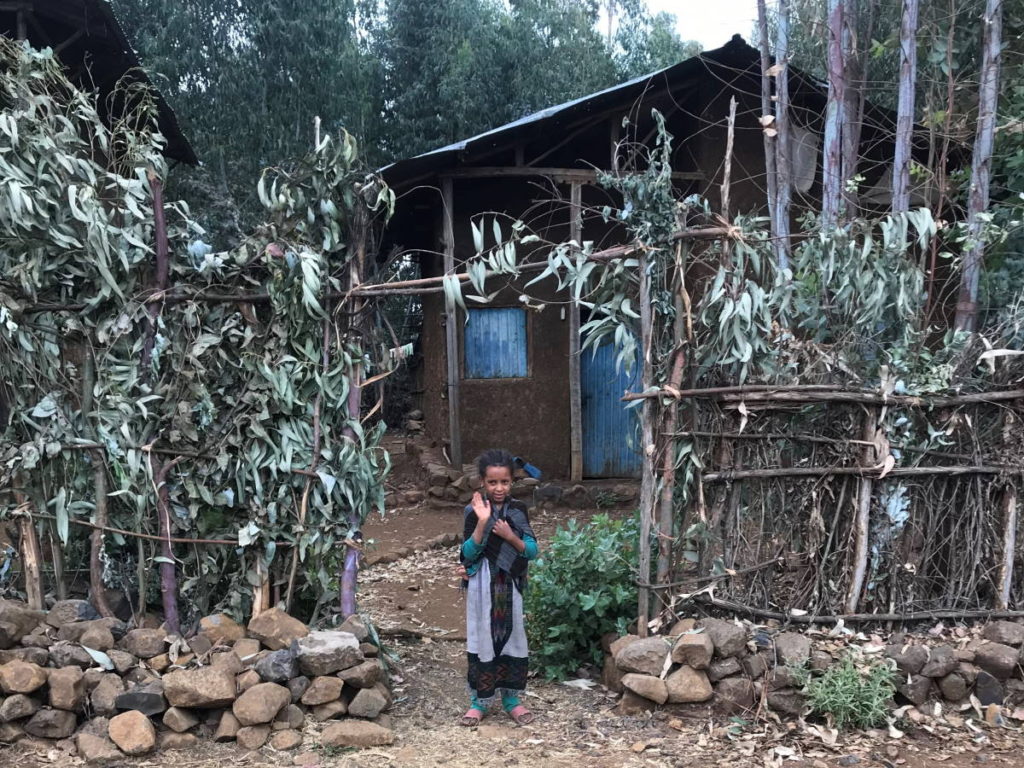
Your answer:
(646, 0), (760, 51)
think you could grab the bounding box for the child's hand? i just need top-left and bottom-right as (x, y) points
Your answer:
(455, 564), (467, 580)
(471, 492), (491, 522)
(492, 518), (515, 541)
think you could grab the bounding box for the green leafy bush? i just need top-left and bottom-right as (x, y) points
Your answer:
(525, 513), (639, 680)
(801, 655), (895, 729)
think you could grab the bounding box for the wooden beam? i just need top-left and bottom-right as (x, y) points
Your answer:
(439, 166), (704, 184)
(441, 177), (462, 468)
(568, 182), (584, 482)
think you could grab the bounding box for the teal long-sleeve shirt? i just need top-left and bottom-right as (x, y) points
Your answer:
(461, 533), (538, 577)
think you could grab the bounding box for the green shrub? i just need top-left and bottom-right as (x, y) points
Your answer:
(802, 655), (895, 729)
(525, 513), (639, 680)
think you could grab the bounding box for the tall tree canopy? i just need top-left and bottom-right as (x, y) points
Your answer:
(112, 0), (699, 245)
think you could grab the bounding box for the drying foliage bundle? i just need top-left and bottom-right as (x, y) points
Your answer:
(0, 39), (396, 630)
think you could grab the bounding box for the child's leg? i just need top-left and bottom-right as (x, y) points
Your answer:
(469, 693), (487, 712)
(501, 692), (520, 711)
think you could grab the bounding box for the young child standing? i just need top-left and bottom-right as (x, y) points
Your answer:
(459, 448), (539, 727)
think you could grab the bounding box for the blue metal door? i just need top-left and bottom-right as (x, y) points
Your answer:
(581, 343), (641, 478)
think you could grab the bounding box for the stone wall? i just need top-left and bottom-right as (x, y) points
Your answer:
(604, 618), (1024, 717)
(0, 599), (394, 762)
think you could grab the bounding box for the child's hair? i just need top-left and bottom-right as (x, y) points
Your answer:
(476, 448), (516, 478)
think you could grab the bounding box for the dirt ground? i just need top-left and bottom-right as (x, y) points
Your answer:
(5, 470), (1024, 767)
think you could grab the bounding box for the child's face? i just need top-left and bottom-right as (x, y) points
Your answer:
(482, 465), (513, 504)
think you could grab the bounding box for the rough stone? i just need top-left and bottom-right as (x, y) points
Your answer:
(211, 650), (245, 675)
(108, 710), (156, 755)
(741, 653), (769, 680)
(76, 733), (121, 765)
(939, 671), (970, 702)
(301, 676), (344, 705)
(671, 634), (713, 670)
(0, 600), (45, 649)
(77, 716), (111, 739)
(199, 614), (246, 647)
(233, 638), (262, 662)
(0, 648), (48, 667)
(236, 669), (262, 692)
(247, 608), (308, 651)
(698, 619), (747, 659)
(348, 686), (389, 718)
(187, 635), (213, 657)
(255, 648), (299, 682)
(0, 722), (24, 743)
(715, 677), (756, 713)
(269, 729), (303, 750)
(983, 621), (1024, 647)
(885, 644), (928, 676)
(975, 642), (1019, 680)
(615, 637), (671, 677)
(609, 634), (639, 658)
(768, 666), (803, 691)
(237, 725), (271, 751)
(0, 661), (47, 694)
(957, 662), (979, 686)
(24, 708), (77, 739)
(79, 626), (115, 652)
(273, 703), (304, 730)
(213, 711), (241, 742)
(311, 699), (348, 721)
(669, 619), (698, 636)
(114, 682), (166, 716)
(296, 631), (363, 677)
(975, 670), (1004, 706)
(809, 651), (833, 672)
(46, 599), (100, 628)
(233, 682), (291, 725)
(767, 689), (807, 716)
(47, 641), (93, 670)
(0, 694), (40, 722)
(321, 720), (394, 748)
(337, 615), (370, 643)
(56, 618), (126, 644)
(615, 689), (657, 716)
(164, 666), (237, 708)
(107, 650), (136, 675)
(896, 675), (933, 706)
(82, 667), (104, 691)
(707, 657), (743, 682)
(121, 628), (166, 659)
(360, 643), (379, 658)
(48, 666), (85, 711)
(163, 706), (199, 733)
(159, 732), (198, 750)
(620, 673), (668, 705)
(921, 646), (958, 678)
(665, 667), (712, 703)
(337, 660), (382, 689)
(774, 632), (812, 667)
(287, 676), (310, 702)
(602, 654), (623, 693)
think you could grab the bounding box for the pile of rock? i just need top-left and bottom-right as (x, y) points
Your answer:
(603, 618), (1024, 717)
(0, 599), (395, 763)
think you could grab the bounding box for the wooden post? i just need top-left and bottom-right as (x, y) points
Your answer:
(822, 0), (847, 228)
(845, 408), (878, 614)
(252, 555), (271, 619)
(955, 0), (1003, 331)
(756, 0), (782, 268)
(998, 485), (1017, 610)
(48, 524), (67, 602)
(441, 177), (462, 467)
(775, 0), (793, 260)
(569, 182), (584, 482)
(892, 0), (920, 212)
(13, 486), (43, 611)
(636, 251), (656, 636)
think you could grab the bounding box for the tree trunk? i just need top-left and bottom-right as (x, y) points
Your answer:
(636, 251), (656, 636)
(845, 409), (878, 614)
(822, 0), (847, 228)
(892, 0), (920, 212)
(150, 454), (181, 635)
(955, 0), (1003, 331)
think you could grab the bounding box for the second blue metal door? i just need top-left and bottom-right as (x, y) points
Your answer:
(580, 343), (641, 478)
